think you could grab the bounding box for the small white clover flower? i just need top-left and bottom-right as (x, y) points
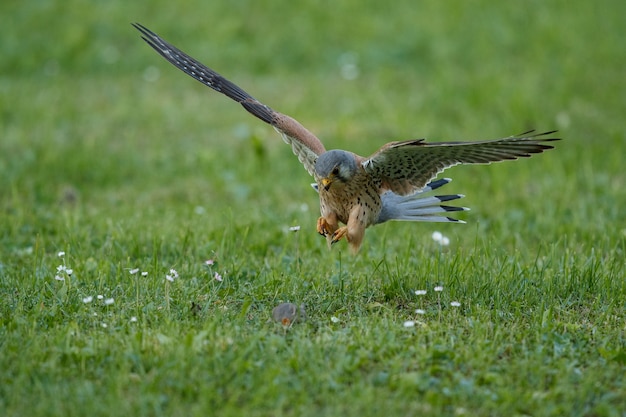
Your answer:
(82, 296), (93, 304)
(97, 295), (104, 300)
(130, 316), (138, 323)
(330, 316), (340, 323)
(65, 269), (73, 276)
(101, 323), (108, 328)
(141, 271), (148, 277)
(415, 290), (427, 296)
(104, 298), (114, 305)
(434, 286), (444, 292)
(56, 265), (66, 273)
(415, 309), (426, 315)
(205, 259), (214, 266)
(450, 301), (461, 307)
(57, 251), (65, 257)
(54, 275), (65, 281)
(129, 268), (140, 275)
(403, 320), (416, 328)
(169, 269), (179, 279)
(214, 272), (223, 282)
(165, 274), (175, 282)
(289, 225), (301, 232)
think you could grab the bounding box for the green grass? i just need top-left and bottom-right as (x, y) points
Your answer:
(1, 0), (625, 416)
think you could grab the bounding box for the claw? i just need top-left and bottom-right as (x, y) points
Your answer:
(316, 218), (327, 236)
(331, 227), (348, 245)
(317, 217), (333, 237)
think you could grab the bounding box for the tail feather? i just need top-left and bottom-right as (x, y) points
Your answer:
(436, 194), (464, 202)
(424, 178), (451, 191)
(376, 178), (469, 224)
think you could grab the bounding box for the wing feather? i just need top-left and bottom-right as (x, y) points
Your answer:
(363, 130), (560, 195)
(133, 23), (325, 176)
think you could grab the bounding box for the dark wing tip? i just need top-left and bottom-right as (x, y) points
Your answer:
(132, 22), (156, 44)
(516, 129), (562, 143)
(132, 23), (267, 115)
(518, 129), (559, 136)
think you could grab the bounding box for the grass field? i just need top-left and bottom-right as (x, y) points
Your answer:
(1, 1), (625, 416)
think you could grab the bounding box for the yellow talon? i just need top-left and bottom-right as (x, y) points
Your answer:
(317, 216), (335, 237)
(331, 227), (348, 244)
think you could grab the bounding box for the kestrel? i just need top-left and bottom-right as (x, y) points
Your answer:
(133, 23), (560, 253)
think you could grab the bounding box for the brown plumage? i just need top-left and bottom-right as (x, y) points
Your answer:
(133, 23), (560, 253)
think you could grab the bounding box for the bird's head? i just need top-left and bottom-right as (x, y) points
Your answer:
(315, 150), (358, 191)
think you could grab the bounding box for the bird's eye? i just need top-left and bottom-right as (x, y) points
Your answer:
(331, 167), (340, 176)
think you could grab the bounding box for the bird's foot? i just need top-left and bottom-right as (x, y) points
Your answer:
(317, 217), (333, 237)
(331, 227), (348, 245)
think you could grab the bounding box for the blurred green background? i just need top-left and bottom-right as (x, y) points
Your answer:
(1, 1), (625, 415)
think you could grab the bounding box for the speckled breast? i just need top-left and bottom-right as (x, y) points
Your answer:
(318, 175), (382, 226)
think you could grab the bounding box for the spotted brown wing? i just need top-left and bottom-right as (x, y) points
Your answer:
(362, 130), (560, 195)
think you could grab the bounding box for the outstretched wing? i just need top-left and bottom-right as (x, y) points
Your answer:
(133, 23), (325, 176)
(362, 130), (560, 195)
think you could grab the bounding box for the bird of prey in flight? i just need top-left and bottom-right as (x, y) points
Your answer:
(133, 23), (559, 253)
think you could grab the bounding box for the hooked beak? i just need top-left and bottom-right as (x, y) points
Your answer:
(321, 177), (333, 191)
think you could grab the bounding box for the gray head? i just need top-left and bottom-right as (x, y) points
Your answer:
(315, 150), (358, 190)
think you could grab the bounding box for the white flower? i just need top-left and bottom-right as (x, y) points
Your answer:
(434, 286), (444, 292)
(432, 231), (450, 245)
(166, 269), (179, 281)
(415, 290), (427, 296)
(55, 264), (73, 277)
(82, 296), (93, 303)
(205, 259), (214, 266)
(130, 316), (138, 323)
(104, 298), (114, 305)
(101, 323), (108, 328)
(415, 309), (426, 315)
(214, 272), (222, 282)
(141, 271), (148, 276)
(57, 251), (65, 257)
(129, 268), (140, 275)
(330, 316), (340, 323)
(403, 320), (416, 328)
(289, 225), (301, 232)
(450, 301), (461, 307)
(97, 295), (104, 300)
